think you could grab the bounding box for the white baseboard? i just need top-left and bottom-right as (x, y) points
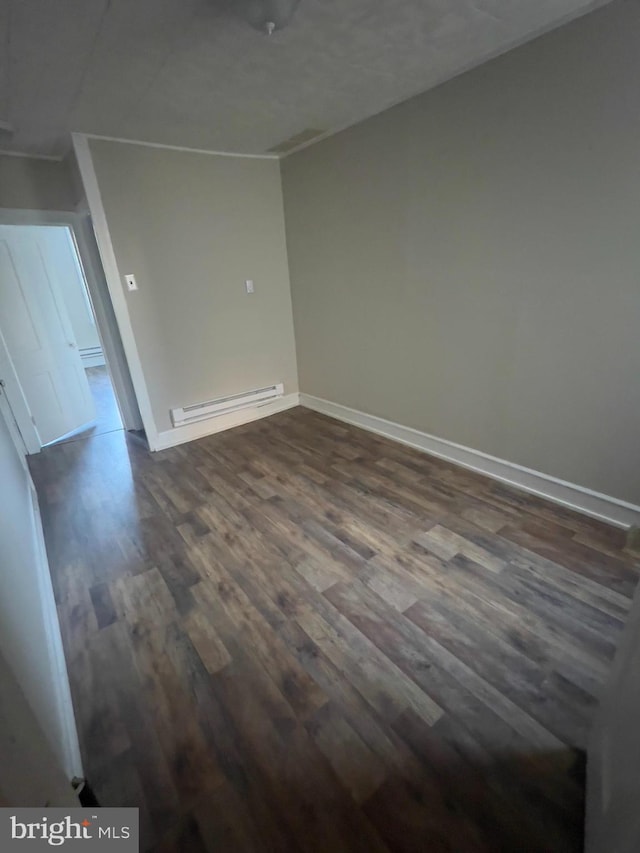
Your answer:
(153, 393), (300, 452)
(299, 394), (640, 530)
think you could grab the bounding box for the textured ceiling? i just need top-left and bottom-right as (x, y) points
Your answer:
(0, 0), (610, 158)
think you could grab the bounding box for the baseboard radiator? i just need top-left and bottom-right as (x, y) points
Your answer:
(170, 383), (284, 428)
(80, 346), (106, 367)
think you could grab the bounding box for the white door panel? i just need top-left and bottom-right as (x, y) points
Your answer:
(0, 226), (95, 446)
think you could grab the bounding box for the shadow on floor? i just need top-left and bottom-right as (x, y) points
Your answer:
(141, 742), (587, 853)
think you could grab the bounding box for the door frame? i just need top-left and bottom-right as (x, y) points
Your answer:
(0, 208), (143, 450)
(0, 325), (41, 453)
(0, 376), (32, 459)
(72, 134), (159, 450)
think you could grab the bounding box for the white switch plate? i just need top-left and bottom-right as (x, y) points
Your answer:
(124, 273), (138, 291)
(245, 279), (254, 294)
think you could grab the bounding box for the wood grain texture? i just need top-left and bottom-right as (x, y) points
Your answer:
(29, 407), (639, 852)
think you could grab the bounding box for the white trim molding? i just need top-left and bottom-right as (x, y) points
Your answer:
(299, 394), (640, 530)
(155, 393), (299, 452)
(0, 383), (30, 459)
(83, 133), (279, 160)
(0, 208), (77, 226)
(70, 215), (142, 432)
(72, 133), (160, 448)
(0, 325), (41, 454)
(0, 149), (63, 162)
(79, 346), (106, 368)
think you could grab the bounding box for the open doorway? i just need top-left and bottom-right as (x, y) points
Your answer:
(35, 224), (124, 445)
(0, 215), (143, 453)
(36, 224), (123, 445)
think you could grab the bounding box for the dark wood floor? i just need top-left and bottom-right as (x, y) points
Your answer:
(30, 407), (639, 852)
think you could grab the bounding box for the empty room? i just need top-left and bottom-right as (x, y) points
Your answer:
(0, 1), (639, 851)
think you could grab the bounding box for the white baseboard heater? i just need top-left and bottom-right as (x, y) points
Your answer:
(170, 383), (284, 428)
(80, 346), (106, 367)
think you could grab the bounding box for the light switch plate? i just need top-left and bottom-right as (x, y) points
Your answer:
(125, 273), (138, 291)
(245, 279), (254, 294)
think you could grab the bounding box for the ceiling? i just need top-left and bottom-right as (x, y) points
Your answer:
(0, 0), (610, 159)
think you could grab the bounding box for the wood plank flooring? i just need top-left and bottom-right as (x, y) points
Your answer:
(29, 407), (639, 852)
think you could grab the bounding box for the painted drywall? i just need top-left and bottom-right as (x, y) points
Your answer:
(0, 650), (78, 807)
(282, 0), (640, 505)
(88, 140), (298, 434)
(0, 405), (81, 781)
(29, 225), (101, 352)
(587, 576), (640, 852)
(0, 155), (76, 211)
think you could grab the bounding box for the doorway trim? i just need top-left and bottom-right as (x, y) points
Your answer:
(0, 208), (143, 448)
(72, 134), (159, 450)
(0, 375), (32, 458)
(68, 215), (143, 433)
(0, 324), (41, 453)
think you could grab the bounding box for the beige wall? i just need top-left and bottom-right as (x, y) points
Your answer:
(0, 154), (76, 211)
(89, 140), (298, 433)
(282, 0), (640, 505)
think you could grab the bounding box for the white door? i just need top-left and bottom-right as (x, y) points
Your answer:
(586, 580), (640, 853)
(0, 226), (95, 446)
